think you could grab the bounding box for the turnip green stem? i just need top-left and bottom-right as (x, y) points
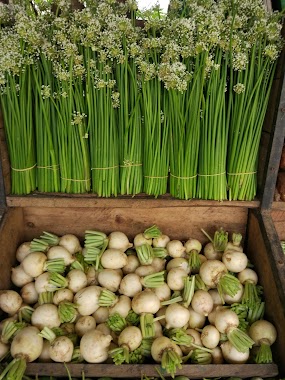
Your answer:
(161, 349), (182, 378)
(136, 244), (154, 265)
(58, 302), (78, 323)
(254, 342), (273, 364)
(141, 271), (165, 288)
(227, 327), (254, 353)
(106, 313), (127, 333)
(143, 225), (162, 239)
(99, 290), (118, 307)
(182, 276), (195, 308)
(44, 259), (65, 274)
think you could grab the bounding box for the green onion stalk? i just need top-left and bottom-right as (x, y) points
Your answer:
(140, 21), (169, 197)
(1, 66), (36, 195)
(86, 52), (119, 197)
(167, 53), (206, 200)
(116, 37), (143, 195)
(32, 55), (60, 192)
(197, 47), (228, 200)
(227, 42), (277, 200)
(53, 68), (90, 193)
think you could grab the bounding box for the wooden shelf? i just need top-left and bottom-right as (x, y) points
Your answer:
(5, 193), (260, 209)
(25, 363), (278, 378)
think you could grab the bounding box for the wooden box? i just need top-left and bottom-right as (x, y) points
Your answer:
(0, 202), (284, 378)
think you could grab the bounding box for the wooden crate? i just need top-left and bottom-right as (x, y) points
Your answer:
(0, 203), (284, 378)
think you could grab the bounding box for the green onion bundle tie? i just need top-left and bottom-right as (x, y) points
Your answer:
(198, 172), (226, 177)
(11, 164), (37, 172)
(120, 163), (143, 168)
(37, 165), (60, 170)
(170, 174), (197, 180)
(61, 177), (91, 182)
(91, 166), (119, 170)
(227, 171), (257, 176)
(144, 175), (169, 179)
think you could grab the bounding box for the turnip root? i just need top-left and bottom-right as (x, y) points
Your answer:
(188, 306), (206, 329)
(38, 339), (51, 363)
(53, 289), (74, 305)
(0, 341), (9, 360)
(165, 303), (190, 329)
(22, 251), (65, 278)
(152, 283), (171, 302)
(151, 336), (182, 377)
(59, 234), (81, 255)
(75, 316), (96, 337)
(108, 231), (132, 252)
(110, 326), (142, 364)
(223, 283), (244, 304)
(166, 258), (190, 274)
(109, 295), (131, 318)
(166, 240), (186, 258)
(86, 266), (98, 285)
(199, 260), (240, 301)
(135, 265), (155, 277)
(248, 320), (277, 363)
(122, 255), (140, 274)
(214, 308), (254, 353)
(202, 228), (228, 261)
(222, 250), (248, 273)
(119, 273), (142, 297)
(167, 268), (188, 291)
(0, 290), (22, 315)
(93, 307), (109, 323)
(47, 246), (74, 266)
(67, 269), (88, 293)
(20, 282), (38, 305)
(184, 238), (202, 272)
(221, 340), (249, 363)
(97, 269), (122, 293)
(133, 233), (152, 247)
(238, 268), (260, 307)
(153, 234), (170, 248)
(31, 304), (61, 330)
(74, 285), (102, 316)
(49, 336), (74, 363)
(16, 242), (31, 263)
(191, 289), (213, 316)
(2, 326), (43, 380)
(211, 346), (224, 364)
(80, 329), (112, 363)
(11, 265), (33, 288)
(132, 290), (160, 315)
(201, 325), (220, 349)
(180, 329), (202, 355)
(101, 249), (128, 269)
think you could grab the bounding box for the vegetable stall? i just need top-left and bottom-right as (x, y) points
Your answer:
(0, 0), (285, 379)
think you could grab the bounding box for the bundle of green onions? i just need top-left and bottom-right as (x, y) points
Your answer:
(0, 0), (283, 199)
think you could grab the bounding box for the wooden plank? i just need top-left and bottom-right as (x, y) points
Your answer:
(0, 208), (24, 290)
(6, 195), (260, 209)
(260, 70), (285, 210)
(22, 206), (248, 243)
(25, 363), (278, 378)
(247, 210), (285, 375)
(270, 208), (285, 239)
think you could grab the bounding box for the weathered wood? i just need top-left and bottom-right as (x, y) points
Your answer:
(259, 21), (285, 209)
(247, 209), (285, 375)
(25, 363), (278, 378)
(270, 208), (285, 239)
(0, 208), (24, 290)
(6, 195), (260, 209)
(21, 206), (248, 243)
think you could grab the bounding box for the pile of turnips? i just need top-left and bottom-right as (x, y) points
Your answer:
(0, 226), (277, 379)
